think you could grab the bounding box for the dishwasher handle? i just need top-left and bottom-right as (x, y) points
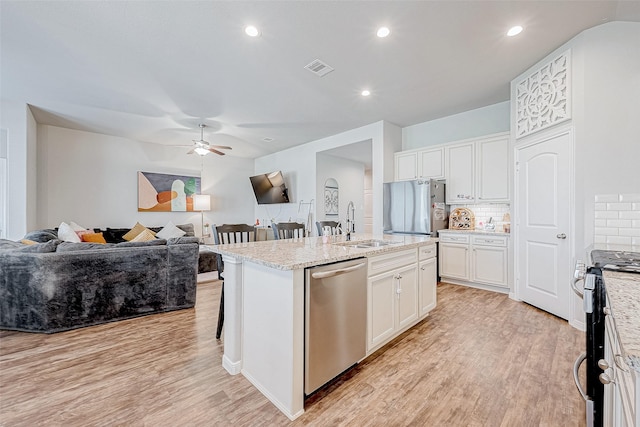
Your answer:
(311, 262), (366, 279)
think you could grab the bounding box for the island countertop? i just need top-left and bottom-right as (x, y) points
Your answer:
(603, 270), (640, 372)
(205, 233), (438, 271)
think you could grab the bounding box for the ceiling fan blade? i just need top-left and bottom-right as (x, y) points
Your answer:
(211, 145), (232, 150)
(208, 147), (225, 156)
(186, 147), (196, 155)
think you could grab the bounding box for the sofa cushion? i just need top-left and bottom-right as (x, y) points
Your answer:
(103, 228), (129, 243)
(115, 239), (167, 248)
(156, 221), (186, 240)
(58, 222), (81, 243)
(131, 228), (157, 242)
(123, 222), (156, 241)
(56, 242), (117, 252)
(23, 229), (58, 243)
(81, 232), (107, 244)
(0, 239), (62, 253)
(167, 236), (200, 245)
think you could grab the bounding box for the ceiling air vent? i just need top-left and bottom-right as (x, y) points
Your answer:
(304, 59), (334, 77)
(262, 137), (274, 142)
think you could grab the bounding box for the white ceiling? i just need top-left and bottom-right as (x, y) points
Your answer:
(2, 1), (639, 159)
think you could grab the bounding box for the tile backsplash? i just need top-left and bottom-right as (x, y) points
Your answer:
(594, 193), (640, 245)
(459, 203), (510, 232)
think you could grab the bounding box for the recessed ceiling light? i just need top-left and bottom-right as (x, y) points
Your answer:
(377, 27), (390, 38)
(507, 25), (523, 37)
(361, 90), (371, 97)
(245, 25), (260, 37)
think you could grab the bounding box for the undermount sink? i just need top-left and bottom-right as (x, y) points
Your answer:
(332, 239), (400, 249)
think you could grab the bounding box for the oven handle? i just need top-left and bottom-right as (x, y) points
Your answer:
(573, 352), (588, 401)
(571, 277), (584, 298)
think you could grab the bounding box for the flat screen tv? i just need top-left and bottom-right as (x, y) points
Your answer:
(249, 171), (290, 204)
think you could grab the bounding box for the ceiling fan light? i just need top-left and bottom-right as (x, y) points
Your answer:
(194, 147), (209, 156)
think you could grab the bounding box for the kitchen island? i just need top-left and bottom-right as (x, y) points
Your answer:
(207, 233), (437, 420)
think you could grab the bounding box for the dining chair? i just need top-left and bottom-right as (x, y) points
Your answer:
(212, 224), (256, 339)
(271, 221), (306, 240)
(316, 220), (342, 236)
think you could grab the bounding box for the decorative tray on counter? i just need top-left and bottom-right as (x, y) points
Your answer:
(449, 208), (475, 230)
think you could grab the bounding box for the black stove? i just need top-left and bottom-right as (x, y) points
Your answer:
(572, 247), (640, 426)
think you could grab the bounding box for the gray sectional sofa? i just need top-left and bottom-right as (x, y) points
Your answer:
(0, 225), (200, 333)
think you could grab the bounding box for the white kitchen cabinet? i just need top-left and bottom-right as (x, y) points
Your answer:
(418, 244), (437, 316)
(418, 148), (445, 179)
(439, 232), (510, 292)
(367, 248), (419, 353)
(476, 135), (510, 202)
(394, 132), (510, 202)
(445, 142), (475, 204)
(471, 235), (508, 288)
(394, 151), (418, 181)
(602, 304), (639, 427)
(439, 233), (470, 281)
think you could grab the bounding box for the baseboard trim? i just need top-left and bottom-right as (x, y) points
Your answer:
(222, 355), (241, 375)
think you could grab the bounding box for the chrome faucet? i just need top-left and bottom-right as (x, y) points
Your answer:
(346, 201), (355, 241)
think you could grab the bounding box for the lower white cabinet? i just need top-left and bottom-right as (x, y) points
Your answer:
(439, 233), (470, 281)
(439, 232), (509, 291)
(602, 305), (639, 427)
(418, 244), (437, 316)
(367, 247), (436, 354)
(471, 236), (508, 287)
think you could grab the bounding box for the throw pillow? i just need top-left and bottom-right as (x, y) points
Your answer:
(131, 228), (157, 242)
(156, 221), (186, 240)
(122, 222), (155, 241)
(69, 221), (87, 232)
(23, 229), (58, 243)
(58, 222), (81, 243)
(81, 232), (107, 244)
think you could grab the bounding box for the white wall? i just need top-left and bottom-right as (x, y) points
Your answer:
(254, 120), (401, 235)
(315, 153), (365, 235)
(37, 125), (255, 234)
(0, 101), (37, 239)
(402, 101), (510, 150)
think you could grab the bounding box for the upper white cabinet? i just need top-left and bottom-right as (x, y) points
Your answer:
(476, 135), (509, 202)
(445, 142), (475, 204)
(395, 152), (418, 181)
(394, 132), (510, 204)
(419, 148), (445, 179)
(394, 147), (445, 181)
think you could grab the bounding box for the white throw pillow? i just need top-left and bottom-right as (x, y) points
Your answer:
(156, 221), (186, 240)
(58, 222), (81, 243)
(69, 221), (87, 232)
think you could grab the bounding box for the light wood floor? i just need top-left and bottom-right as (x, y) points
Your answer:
(0, 280), (586, 426)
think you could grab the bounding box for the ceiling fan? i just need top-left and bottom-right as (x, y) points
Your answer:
(179, 123), (233, 156)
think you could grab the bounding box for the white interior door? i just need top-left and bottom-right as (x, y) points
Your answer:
(516, 130), (572, 320)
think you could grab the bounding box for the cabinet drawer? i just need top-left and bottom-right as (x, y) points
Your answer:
(439, 233), (470, 244)
(471, 235), (507, 247)
(368, 249), (417, 276)
(418, 244), (437, 260)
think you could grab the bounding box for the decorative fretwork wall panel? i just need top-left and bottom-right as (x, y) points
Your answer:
(515, 50), (571, 138)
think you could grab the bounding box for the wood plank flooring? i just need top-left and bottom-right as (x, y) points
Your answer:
(0, 281), (586, 426)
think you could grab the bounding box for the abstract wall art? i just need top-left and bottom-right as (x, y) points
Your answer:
(137, 171), (201, 212)
(324, 178), (339, 216)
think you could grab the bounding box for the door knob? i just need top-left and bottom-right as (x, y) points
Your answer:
(556, 233), (567, 239)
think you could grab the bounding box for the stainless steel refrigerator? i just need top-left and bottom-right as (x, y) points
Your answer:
(383, 179), (448, 235)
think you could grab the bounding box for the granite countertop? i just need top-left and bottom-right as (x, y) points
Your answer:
(438, 229), (511, 237)
(206, 233), (438, 271)
(603, 270), (640, 372)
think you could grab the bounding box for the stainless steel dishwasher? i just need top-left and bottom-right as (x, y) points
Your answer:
(304, 257), (367, 395)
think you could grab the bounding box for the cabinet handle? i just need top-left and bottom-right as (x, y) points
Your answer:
(421, 266), (426, 271)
